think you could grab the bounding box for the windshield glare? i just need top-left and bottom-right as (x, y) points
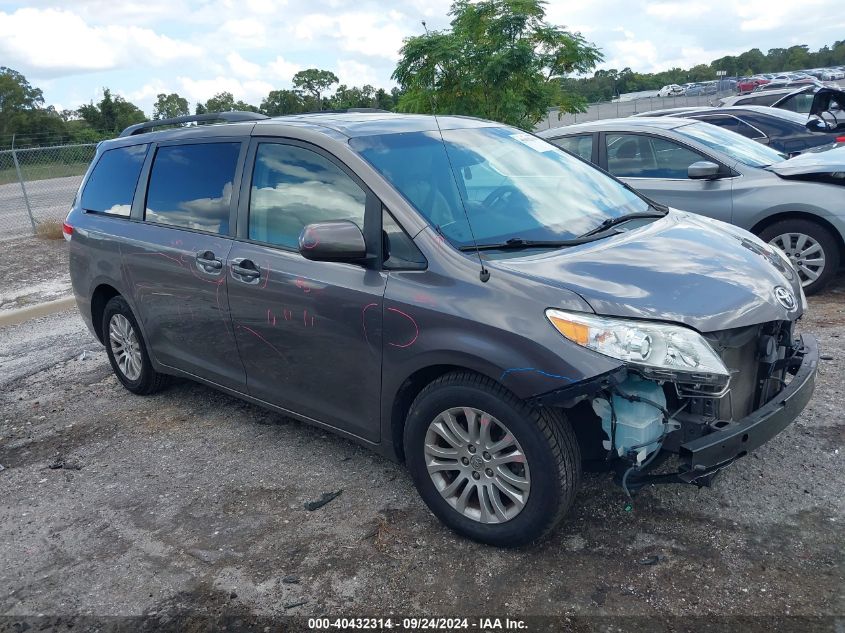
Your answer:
(350, 126), (649, 248)
(676, 122), (787, 167)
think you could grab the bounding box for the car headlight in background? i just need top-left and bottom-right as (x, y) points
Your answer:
(546, 309), (730, 385)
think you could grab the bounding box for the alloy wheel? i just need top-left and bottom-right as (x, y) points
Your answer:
(769, 232), (826, 288)
(424, 407), (530, 524)
(109, 313), (142, 381)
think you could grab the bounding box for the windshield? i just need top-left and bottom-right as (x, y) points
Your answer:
(676, 122), (788, 167)
(350, 126), (649, 248)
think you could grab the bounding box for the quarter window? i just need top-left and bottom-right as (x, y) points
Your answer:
(550, 135), (594, 162)
(383, 208), (425, 269)
(145, 142), (241, 235)
(248, 143), (367, 249)
(81, 144), (148, 216)
(606, 134), (706, 179)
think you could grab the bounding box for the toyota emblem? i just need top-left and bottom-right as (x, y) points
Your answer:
(774, 286), (796, 310)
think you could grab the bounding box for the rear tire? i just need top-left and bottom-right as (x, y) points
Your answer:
(759, 219), (840, 295)
(102, 296), (168, 395)
(404, 371), (580, 547)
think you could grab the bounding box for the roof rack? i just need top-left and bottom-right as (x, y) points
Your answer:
(297, 108), (392, 115)
(119, 111), (269, 138)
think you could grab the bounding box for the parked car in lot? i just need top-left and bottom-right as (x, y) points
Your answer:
(540, 117), (845, 294)
(657, 84), (685, 97)
(634, 105), (842, 154)
(67, 110), (819, 547)
(737, 77), (769, 93)
(716, 88), (801, 108)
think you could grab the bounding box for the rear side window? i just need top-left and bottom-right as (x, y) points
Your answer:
(145, 142), (241, 235)
(81, 144), (148, 216)
(248, 143), (367, 249)
(606, 134), (705, 179)
(550, 135), (594, 162)
(691, 115), (764, 140)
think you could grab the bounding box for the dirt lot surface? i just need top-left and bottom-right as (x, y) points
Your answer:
(0, 236), (70, 312)
(0, 240), (842, 629)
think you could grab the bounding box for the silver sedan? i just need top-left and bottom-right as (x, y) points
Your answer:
(538, 117), (845, 294)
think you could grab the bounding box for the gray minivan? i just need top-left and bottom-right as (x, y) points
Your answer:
(66, 111), (818, 547)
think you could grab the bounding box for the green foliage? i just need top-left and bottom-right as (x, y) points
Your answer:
(292, 68), (340, 110)
(260, 89), (304, 116)
(78, 88), (145, 136)
(152, 93), (189, 120)
(392, 0), (602, 128)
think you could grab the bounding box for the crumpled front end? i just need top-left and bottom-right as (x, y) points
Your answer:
(532, 319), (819, 491)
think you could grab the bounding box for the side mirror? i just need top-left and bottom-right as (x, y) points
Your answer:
(688, 161), (721, 180)
(298, 220), (367, 262)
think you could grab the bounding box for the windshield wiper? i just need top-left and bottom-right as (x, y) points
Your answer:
(458, 237), (579, 252)
(576, 207), (668, 239)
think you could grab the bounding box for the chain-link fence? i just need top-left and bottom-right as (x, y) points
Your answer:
(537, 90), (736, 131)
(0, 143), (97, 241)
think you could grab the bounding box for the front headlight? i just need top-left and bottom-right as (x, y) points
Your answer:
(546, 309), (729, 385)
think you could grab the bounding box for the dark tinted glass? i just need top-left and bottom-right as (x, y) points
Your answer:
(81, 144), (148, 216)
(249, 143), (366, 249)
(145, 142), (240, 234)
(550, 135), (594, 161)
(383, 208), (425, 269)
(693, 116), (762, 139)
(606, 134), (704, 179)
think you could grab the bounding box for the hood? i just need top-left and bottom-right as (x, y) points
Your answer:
(767, 143), (845, 177)
(492, 211), (803, 332)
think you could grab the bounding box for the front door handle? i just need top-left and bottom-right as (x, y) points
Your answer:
(196, 250), (223, 271)
(231, 258), (261, 283)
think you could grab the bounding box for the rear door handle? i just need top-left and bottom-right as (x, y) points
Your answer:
(231, 258), (261, 283)
(196, 250), (223, 271)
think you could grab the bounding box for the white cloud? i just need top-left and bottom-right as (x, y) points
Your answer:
(177, 75), (274, 105)
(227, 52), (262, 79)
(336, 59), (379, 86)
(0, 8), (202, 76)
(645, 2), (711, 19)
(293, 11), (407, 60)
(266, 56), (302, 83)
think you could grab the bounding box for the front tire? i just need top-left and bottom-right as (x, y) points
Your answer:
(404, 372), (580, 547)
(759, 219), (840, 295)
(102, 296), (168, 395)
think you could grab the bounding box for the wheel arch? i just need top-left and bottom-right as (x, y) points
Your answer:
(750, 211), (845, 256)
(90, 283), (122, 344)
(387, 363), (507, 463)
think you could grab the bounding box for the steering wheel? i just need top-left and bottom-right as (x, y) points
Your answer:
(482, 185), (523, 213)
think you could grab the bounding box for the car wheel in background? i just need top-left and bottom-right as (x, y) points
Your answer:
(404, 371), (580, 547)
(760, 219), (840, 296)
(102, 296), (169, 395)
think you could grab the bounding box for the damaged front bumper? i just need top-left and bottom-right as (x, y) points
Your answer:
(677, 333), (819, 483)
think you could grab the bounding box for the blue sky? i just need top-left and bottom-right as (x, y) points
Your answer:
(0, 0), (842, 116)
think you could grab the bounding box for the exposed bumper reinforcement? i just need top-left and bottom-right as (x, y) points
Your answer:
(677, 334), (818, 483)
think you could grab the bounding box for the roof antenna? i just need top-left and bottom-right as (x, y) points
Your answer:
(421, 20), (490, 283)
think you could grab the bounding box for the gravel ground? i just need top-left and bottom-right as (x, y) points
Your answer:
(0, 244), (842, 629)
(0, 236), (70, 312)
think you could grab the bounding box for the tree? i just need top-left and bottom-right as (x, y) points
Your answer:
(200, 91), (235, 113)
(292, 68), (339, 110)
(0, 67), (45, 138)
(392, 0), (602, 128)
(260, 89), (304, 116)
(77, 88), (145, 136)
(152, 93), (189, 120)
